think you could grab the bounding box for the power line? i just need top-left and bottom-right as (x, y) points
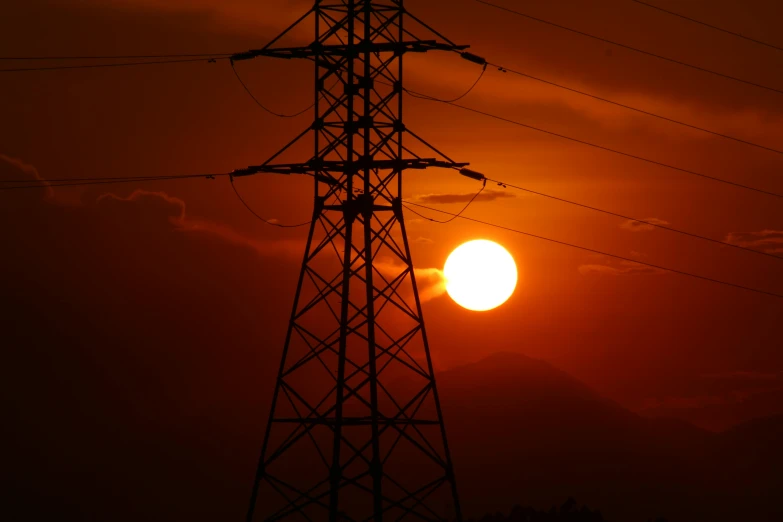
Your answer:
(629, 0), (783, 53)
(477, 175), (783, 262)
(0, 173), (230, 184)
(473, 0), (783, 96)
(230, 60), (314, 118)
(7, 171), (779, 297)
(6, 169), (780, 297)
(13, 168), (776, 262)
(1, 172), (312, 228)
(484, 61), (783, 157)
(0, 53), (234, 60)
(230, 176), (311, 228)
(403, 200), (783, 301)
(0, 173), (230, 191)
(406, 89), (783, 199)
(2, 172), (311, 227)
(0, 56), (228, 73)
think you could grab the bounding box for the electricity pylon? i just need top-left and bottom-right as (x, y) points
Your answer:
(232, 2), (473, 520)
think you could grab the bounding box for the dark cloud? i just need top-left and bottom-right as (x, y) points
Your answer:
(619, 217), (670, 232)
(578, 260), (666, 276)
(639, 384), (783, 432)
(725, 230), (783, 254)
(413, 189), (514, 204)
(702, 371), (780, 382)
(642, 394), (744, 411)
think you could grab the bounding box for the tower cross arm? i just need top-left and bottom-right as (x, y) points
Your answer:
(232, 159), (470, 180)
(231, 41), (470, 62)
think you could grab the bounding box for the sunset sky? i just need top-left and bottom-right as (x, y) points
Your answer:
(2, 0), (783, 520)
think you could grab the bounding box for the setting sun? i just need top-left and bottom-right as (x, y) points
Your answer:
(444, 239), (518, 311)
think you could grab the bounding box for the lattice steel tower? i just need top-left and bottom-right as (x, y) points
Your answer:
(232, 2), (473, 520)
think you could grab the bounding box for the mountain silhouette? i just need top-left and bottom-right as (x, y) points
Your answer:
(436, 352), (780, 522)
(4, 348), (780, 522)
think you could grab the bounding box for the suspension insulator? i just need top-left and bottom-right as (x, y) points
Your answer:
(460, 52), (487, 65)
(459, 168), (486, 181)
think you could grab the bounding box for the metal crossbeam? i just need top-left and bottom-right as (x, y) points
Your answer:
(231, 40), (469, 61)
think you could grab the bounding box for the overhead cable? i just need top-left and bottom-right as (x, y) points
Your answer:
(473, 0), (783, 96)
(0, 173), (230, 190)
(0, 53), (234, 60)
(0, 56), (228, 73)
(406, 88), (783, 200)
(403, 200), (783, 301)
(629, 0), (783, 53)
(484, 61), (783, 156)
(449, 49), (783, 156)
(450, 168), (783, 262)
(1, 172), (312, 228)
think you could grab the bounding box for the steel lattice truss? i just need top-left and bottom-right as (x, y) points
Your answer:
(237, 2), (470, 520)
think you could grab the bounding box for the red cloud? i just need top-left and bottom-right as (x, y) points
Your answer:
(725, 230), (783, 254)
(619, 217), (670, 232)
(578, 259), (666, 276)
(0, 154), (53, 200)
(97, 190), (304, 259)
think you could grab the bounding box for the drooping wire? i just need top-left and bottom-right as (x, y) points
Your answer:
(229, 175), (311, 228)
(407, 182), (486, 224)
(629, 0), (783, 53)
(473, 0), (783, 96)
(406, 89), (783, 200)
(230, 59), (315, 118)
(402, 200), (783, 301)
(0, 56), (229, 73)
(477, 175), (783, 262)
(415, 63), (488, 103)
(485, 61), (783, 157)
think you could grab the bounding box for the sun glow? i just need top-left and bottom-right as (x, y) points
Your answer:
(444, 240), (518, 312)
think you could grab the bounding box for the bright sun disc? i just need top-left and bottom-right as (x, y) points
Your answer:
(444, 240), (518, 312)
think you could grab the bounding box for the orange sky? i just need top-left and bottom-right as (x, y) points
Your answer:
(2, 0), (783, 436)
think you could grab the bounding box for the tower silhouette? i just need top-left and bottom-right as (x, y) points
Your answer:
(233, 2), (470, 520)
